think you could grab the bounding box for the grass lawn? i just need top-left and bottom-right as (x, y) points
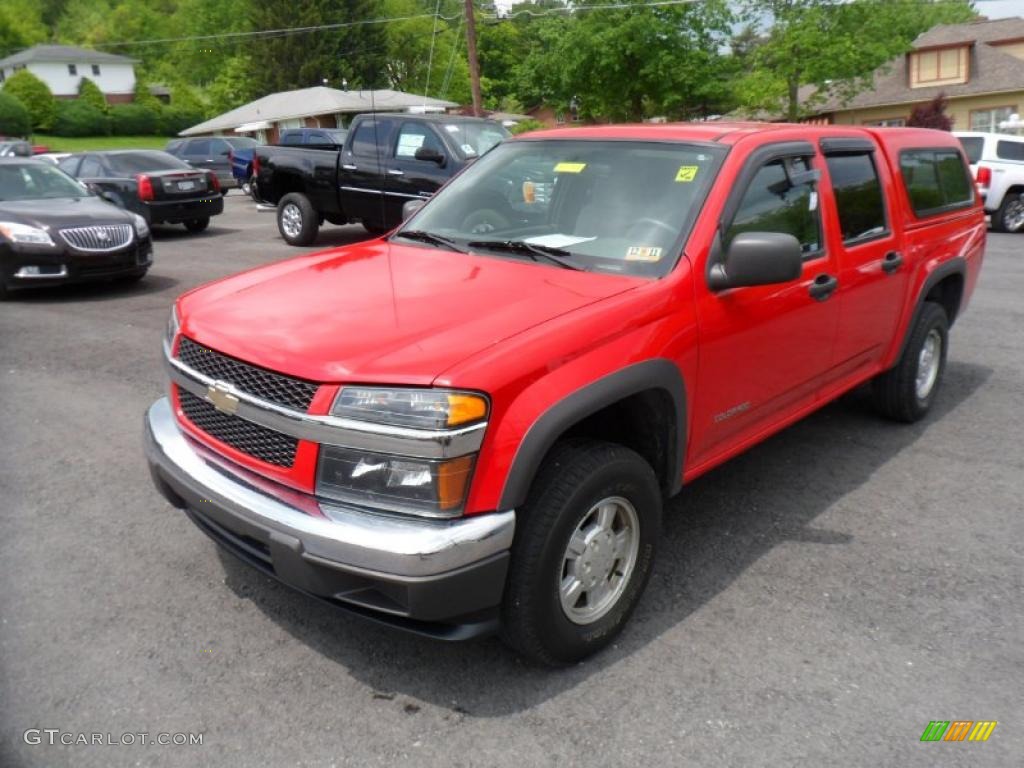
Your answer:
(32, 135), (171, 152)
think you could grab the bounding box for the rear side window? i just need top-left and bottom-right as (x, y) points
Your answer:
(726, 157), (822, 256)
(899, 149), (973, 217)
(825, 152), (887, 243)
(958, 137), (984, 164)
(349, 119), (394, 158)
(996, 140), (1024, 162)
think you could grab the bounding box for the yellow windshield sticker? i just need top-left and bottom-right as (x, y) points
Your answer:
(675, 165), (699, 183)
(625, 246), (663, 262)
(554, 162), (587, 173)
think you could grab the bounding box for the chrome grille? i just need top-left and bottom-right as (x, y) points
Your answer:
(178, 390), (298, 467)
(177, 337), (319, 411)
(60, 224), (134, 252)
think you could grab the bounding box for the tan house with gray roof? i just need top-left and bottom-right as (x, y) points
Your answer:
(806, 18), (1024, 131)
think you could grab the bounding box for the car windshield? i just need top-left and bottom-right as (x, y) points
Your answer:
(958, 137), (983, 164)
(0, 162), (89, 201)
(107, 151), (191, 174)
(225, 137), (259, 149)
(396, 139), (725, 278)
(441, 122), (510, 158)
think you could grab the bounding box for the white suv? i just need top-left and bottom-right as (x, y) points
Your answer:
(955, 131), (1024, 233)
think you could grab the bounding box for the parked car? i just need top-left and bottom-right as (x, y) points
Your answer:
(0, 158), (152, 299)
(166, 136), (260, 193)
(253, 113), (509, 243)
(231, 129), (346, 198)
(59, 150), (224, 233)
(955, 131), (1024, 232)
(146, 123), (984, 665)
(0, 140), (32, 157)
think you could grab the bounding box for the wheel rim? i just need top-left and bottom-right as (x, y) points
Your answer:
(281, 203), (303, 238)
(915, 329), (942, 400)
(559, 496), (640, 625)
(1003, 199), (1024, 232)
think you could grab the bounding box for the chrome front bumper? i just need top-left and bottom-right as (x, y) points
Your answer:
(143, 397), (514, 636)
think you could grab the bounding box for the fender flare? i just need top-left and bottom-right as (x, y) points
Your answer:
(894, 256), (967, 361)
(498, 359), (687, 511)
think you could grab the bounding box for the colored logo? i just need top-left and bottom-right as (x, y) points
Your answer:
(920, 721), (997, 742)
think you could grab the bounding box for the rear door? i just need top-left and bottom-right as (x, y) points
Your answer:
(338, 117), (396, 225)
(818, 138), (907, 388)
(383, 121), (451, 223)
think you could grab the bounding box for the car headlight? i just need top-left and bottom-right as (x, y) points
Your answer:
(133, 213), (149, 239)
(165, 304), (180, 348)
(331, 387), (487, 429)
(0, 221), (55, 247)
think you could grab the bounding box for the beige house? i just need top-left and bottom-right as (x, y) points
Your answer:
(806, 17), (1024, 130)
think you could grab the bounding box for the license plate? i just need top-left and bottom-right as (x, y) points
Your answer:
(177, 180), (196, 191)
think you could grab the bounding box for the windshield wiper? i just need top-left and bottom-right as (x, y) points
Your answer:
(393, 229), (468, 253)
(467, 239), (584, 271)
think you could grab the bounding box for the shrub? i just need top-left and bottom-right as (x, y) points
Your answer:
(2, 70), (56, 132)
(110, 103), (160, 135)
(0, 91), (31, 136)
(77, 77), (109, 114)
(908, 93), (953, 131)
(159, 105), (205, 136)
(508, 118), (546, 135)
(53, 100), (110, 137)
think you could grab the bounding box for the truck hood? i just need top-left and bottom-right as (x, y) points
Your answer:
(179, 240), (642, 385)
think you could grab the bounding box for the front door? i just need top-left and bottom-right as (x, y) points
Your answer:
(689, 145), (841, 469)
(384, 121), (452, 224)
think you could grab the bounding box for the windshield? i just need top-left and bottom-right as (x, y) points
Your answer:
(958, 136), (983, 164)
(0, 162), (89, 201)
(442, 122), (510, 158)
(396, 139), (725, 278)
(107, 152), (191, 174)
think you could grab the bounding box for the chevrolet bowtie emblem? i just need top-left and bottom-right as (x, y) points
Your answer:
(206, 381), (239, 414)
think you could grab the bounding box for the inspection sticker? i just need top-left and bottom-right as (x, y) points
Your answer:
(625, 246), (663, 261)
(675, 165), (699, 183)
(554, 162), (587, 173)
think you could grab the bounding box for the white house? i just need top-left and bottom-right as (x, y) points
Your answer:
(0, 45), (137, 102)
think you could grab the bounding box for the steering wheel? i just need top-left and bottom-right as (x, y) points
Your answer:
(626, 217), (676, 238)
(461, 208), (510, 235)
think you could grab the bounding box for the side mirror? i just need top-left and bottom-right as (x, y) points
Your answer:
(708, 232), (803, 291)
(414, 146), (445, 165)
(402, 199), (426, 220)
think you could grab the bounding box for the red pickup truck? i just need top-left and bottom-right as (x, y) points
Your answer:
(145, 123), (985, 665)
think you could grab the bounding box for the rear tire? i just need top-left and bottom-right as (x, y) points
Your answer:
(184, 217), (210, 233)
(872, 301), (948, 423)
(278, 193), (319, 246)
(993, 192), (1024, 233)
(500, 439), (661, 666)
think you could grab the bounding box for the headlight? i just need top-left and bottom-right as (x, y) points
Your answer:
(0, 221), (55, 247)
(132, 213), (149, 239)
(317, 446), (475, 517)
(165, 304), (180, 347)
(331, 387), (488, 429)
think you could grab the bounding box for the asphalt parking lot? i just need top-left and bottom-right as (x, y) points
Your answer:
(1, 194), (1021, 767)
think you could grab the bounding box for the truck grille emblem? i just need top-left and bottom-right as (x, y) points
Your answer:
(206, 381), (240, 415)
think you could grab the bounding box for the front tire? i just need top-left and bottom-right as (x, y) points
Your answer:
(278, 193), (319, 246)
(500, 439), (661, 666)
(993, 192), (1024, 233)
(184, 217), (210, 233)
(872, 301), (949, 422)
(363, 221), (391, 237)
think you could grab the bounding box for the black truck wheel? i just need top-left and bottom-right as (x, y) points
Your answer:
(872, 301), (949, 423)
(278, 193), (319, 246)
(184, 217), (210, 233)
(500, 439), (661, 666)
(363, 221), (392, 236)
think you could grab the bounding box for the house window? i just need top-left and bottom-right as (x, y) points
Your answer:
(92, 64), (101, 76)
(911, 46), (968, 87)
(969, 106), (1016, 133)
(68, 64), (77, 76)
(865, 118), (906, 127)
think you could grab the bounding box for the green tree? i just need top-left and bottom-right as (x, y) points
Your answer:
(0, 91), (31, 136)
(380, 0), (469, 103)
(205, 54), (258, 115)
(2, 70), (57, 132)
(0, 0), (48, 58)
(737, 0), (977, 121)
(77, 76), (109, 114)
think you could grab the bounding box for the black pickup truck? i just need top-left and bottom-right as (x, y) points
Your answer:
(253, 113), (509, 245)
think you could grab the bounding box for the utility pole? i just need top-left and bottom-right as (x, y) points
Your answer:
(464, 0), (482, 116)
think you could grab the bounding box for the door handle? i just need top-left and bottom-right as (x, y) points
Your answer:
(386, 169), (404, 176)
(341, 164), (358, 171)
(808, 273), (838, 301)
(882, 251), (903, 273)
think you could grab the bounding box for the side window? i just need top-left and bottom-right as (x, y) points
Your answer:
(58, 156), (81, 176)
(995, 140), (1024, 162)
(824, 152), (888, 244)
(900, 149), (973, 216)
(79, 156), (103, 177)
(185, 139), (210, 157)
(726, 157), (822, 256)
(394, 123), (445, 160)
(350, 121), (380, 157)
